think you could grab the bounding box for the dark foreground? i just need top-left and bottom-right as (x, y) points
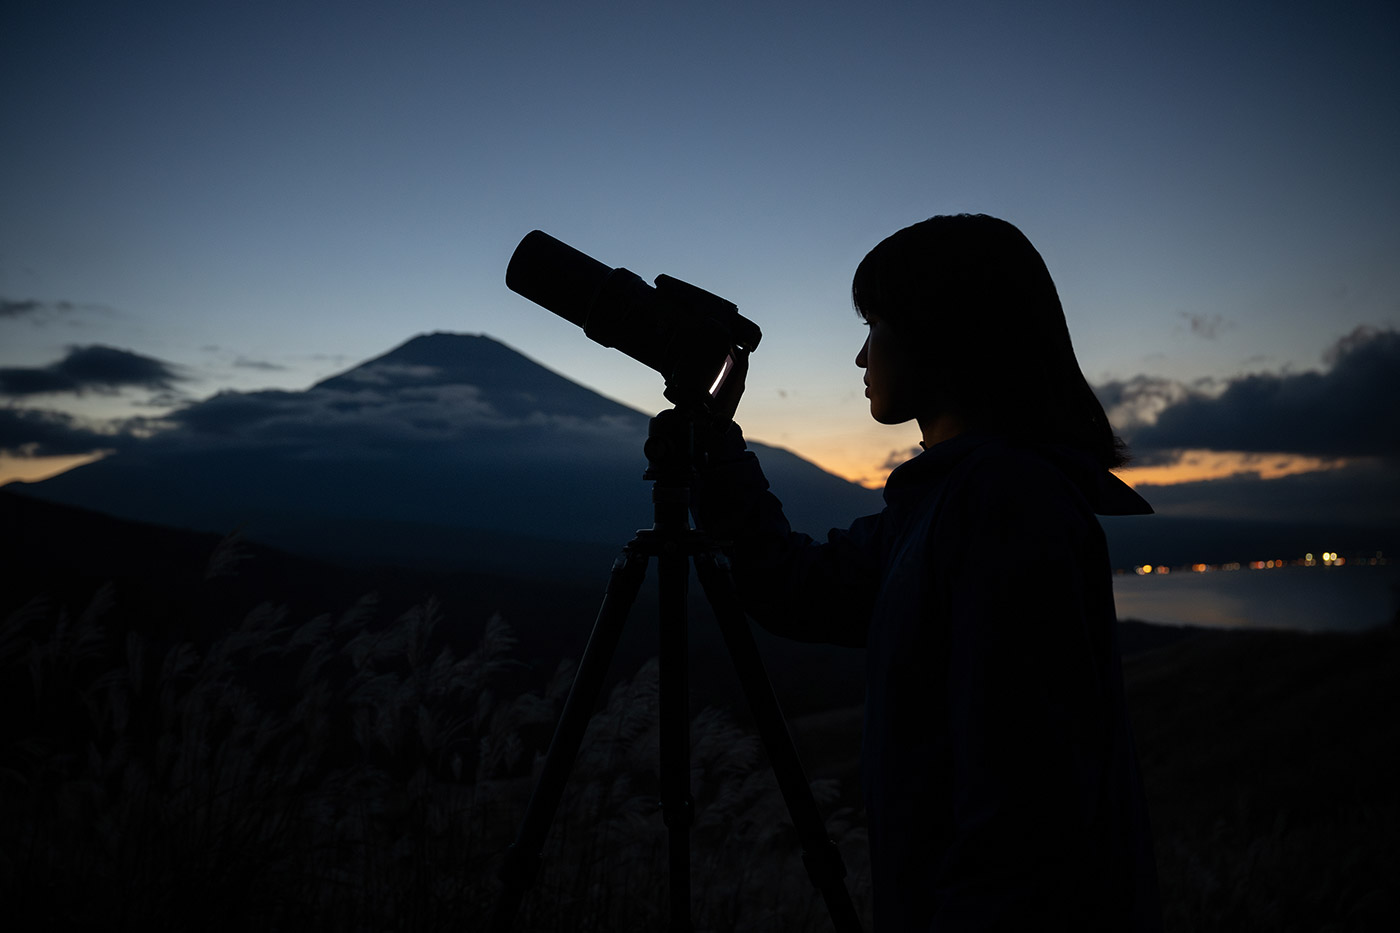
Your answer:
(1124, 623), (1400, 932)
(2, 495), (1396, 931)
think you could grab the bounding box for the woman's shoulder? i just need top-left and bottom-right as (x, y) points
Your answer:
(950, 435), (1076, 490)
(945, 436), (1096, 526)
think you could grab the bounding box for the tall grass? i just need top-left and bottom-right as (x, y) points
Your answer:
(13, 532), (1385, 930)
(0, 538), (871, 931)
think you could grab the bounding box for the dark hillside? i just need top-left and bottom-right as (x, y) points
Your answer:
(2, 487), (865, 714)
(2, 487), (602, 665)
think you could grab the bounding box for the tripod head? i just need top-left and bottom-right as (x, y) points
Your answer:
(641, 403), (714, 539)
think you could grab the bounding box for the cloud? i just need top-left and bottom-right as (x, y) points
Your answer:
(0, 297), (84, 319)
(882, 446), (921, 470)
(1095, 375), (1207, 431)
(334, 361), (443, 386)
(0, 297), (109, 326)
(1114, 327), (1400, 459)
(1, 379), (643, 463)
(0, 345), (183, 397)
(1178, 311), (1230, 339)
(0, 407), (127, 457)
(153, 380), (645, 459)
(0, 299), (48, 318)
(232, 357), (287, 372)
(0, 336), (650, 465)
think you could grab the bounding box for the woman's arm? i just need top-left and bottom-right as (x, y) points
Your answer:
(692, 421), (884, 648)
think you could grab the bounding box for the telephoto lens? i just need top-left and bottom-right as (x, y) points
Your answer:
(506, 231), (760, 402)
(505, 231), (612, 329)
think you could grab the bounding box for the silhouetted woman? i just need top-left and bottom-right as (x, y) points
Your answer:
(695, 214), (1162, 931)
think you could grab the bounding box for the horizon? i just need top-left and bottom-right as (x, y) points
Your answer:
(5, 329), (1397, 584)
(3, 325), (1399, 541)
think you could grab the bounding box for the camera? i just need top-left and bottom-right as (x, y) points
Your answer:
(505, 231), (760, 404)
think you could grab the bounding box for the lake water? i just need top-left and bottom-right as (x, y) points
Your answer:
(1111, 563), (1399, 633)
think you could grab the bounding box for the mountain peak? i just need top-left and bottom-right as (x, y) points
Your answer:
(315, 332), (524, 388)
(311, 332), (641, 422)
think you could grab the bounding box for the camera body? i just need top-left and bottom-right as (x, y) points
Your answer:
(506, 231), (760, 404)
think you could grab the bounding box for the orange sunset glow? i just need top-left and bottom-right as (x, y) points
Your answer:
(803, 446), (1347, 492)
(1112, 450), (1346, 487)
(0, 452), (107, 487)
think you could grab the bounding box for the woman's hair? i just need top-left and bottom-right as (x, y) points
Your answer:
(852, 213), (1129, 469)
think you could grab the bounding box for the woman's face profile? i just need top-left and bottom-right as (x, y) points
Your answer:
(857, 310), (965, 446)
(856, 313), (924, 426)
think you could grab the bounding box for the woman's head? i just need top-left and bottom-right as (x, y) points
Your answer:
(852, 214), (1127, 468)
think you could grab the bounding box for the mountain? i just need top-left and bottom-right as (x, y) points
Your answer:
(15, 333), (884, 580)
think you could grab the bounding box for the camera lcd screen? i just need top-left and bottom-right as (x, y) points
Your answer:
(707, 352), (735, 398)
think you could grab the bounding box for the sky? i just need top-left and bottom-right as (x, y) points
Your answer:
(2, 1), (1397, 528)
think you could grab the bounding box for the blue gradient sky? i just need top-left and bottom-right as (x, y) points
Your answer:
(3, 0), (1397, 486)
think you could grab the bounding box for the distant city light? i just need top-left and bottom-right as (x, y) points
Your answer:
(1119, 551), (1386, 576)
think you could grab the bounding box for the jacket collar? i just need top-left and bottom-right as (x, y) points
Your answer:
(881, 433), (987, 513)
(883, 433), (1153, 517)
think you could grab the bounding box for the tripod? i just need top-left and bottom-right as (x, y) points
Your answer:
(490, 403), (862, 932)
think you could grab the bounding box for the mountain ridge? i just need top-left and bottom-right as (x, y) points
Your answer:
(18, 332), (884, 577)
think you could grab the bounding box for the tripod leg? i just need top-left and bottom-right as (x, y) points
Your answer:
(490, 548), (649, 933)
(694, 551), (865, 933)
(657, 549), (694, 932)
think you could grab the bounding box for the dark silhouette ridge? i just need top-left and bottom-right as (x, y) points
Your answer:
(0, 485), (595, 662)
(0, 485), (868, 717)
